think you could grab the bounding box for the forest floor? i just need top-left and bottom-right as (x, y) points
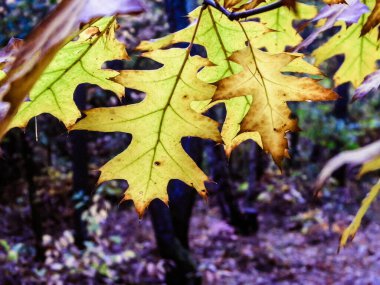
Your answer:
(1, 168), (380, 285)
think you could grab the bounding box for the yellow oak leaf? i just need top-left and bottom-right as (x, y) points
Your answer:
(313, 0), (380, 87)
(9, 17), (127, 130)
(138, 6), (268, 84)
(214, 47), (338, 165)
(0, 1), (143, 139)
(252, 1), (317, 53)
(72, 48), (221, 216)
(139, 6), (268, 151)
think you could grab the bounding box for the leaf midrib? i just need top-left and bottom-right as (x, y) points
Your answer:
(19, 18), (115, 117)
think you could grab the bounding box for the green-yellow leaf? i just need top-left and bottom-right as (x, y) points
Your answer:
(313, 0), (380, 87)
(139, 6), (268, 83)
(72, 48), (221, 216)
(139, 6), (268, 151)
(9, 17), (128, 130)
(252, 1), (317, 53)
(340, 179), (380, 250)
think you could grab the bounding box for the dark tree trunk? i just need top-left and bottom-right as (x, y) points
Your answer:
(206, 141), (259, 235)
(247, 142), (264, 201)
(21, 133), (44, 261)
(331, 82), (350, 186)
(333, 83), (349, 120)
(149, 1), (201, 284)
(70, 85), (90, 249)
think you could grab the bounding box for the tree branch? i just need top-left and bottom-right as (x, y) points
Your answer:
(203, 0), (285, 21)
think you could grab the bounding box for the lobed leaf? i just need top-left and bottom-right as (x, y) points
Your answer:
(139, 6), (269, 152)
(72, 48), (221, 216)
(0, 0), (144, 139)
(9, 18), (128, 130)
(313, 0), (380, 88)
(214, 47), (337, 165)
(296, 0), (369, 51)
(252, 0), (317, 53)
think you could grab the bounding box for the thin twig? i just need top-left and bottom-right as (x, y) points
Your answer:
(203, 0), (285, 21)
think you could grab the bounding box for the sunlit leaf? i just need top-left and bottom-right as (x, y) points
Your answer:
(10, 18), (128, 129)
(252, 0), (317, 53)
(214, 47), (337, 165)
(313, 0), (380, 87)
(0, 0), (144, 138)
(72, 48), (221, 216)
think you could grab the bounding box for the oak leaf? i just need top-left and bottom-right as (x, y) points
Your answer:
(313, 0), (380, 87)
(138, 6), (268, 83)
(252, 0), (317, 53)
(296, 0), (369, 51)
(9, 18), (127, 130)
(139, 6), (268, 151)
(0, 0), (144, 139)
(72, 48), (221, 216)
(213, 47), (338, 165)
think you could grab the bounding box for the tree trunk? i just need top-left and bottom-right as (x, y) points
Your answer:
(331, 82), (350, 186)
(149, 1), (201, 284)
(70, 85), (90, 249)
(21, 133), (45, 261)
(206, 141), (259, 235)
(333, 83), (349, 120)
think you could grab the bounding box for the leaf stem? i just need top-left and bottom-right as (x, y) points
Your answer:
(203, 0), (285, 21)
(238, 22), (275, 131)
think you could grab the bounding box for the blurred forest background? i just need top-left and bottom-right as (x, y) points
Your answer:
(0, 0), (380, 284)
